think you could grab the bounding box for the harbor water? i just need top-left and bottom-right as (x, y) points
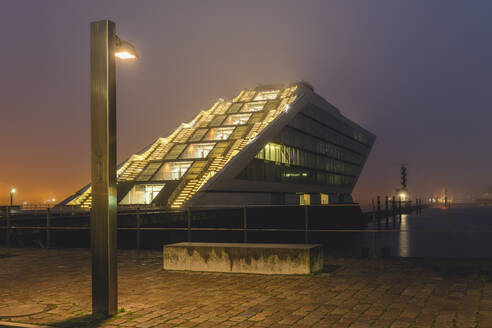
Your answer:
(361, 205), (492, 258)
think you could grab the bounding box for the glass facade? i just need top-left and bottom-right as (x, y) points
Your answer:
(237, 159), (355, 186)
(135, 162), (161, 182)
(321, 193), (329, 205)
(152, 161), (192, 181)
(66, 82), (373, 209)
(255, 142), (360, 176)
(238, 105), (373, 190)
(164, 144), (186, 160)
(203, 127), (235, 141)
(254, 90), (279, 101)
(300, 194), (311, 206)
(181, 143), (216, 159)
(241, 101), (266, 112)
(224, 113), (251, 125)
(119, 184), (165, 205)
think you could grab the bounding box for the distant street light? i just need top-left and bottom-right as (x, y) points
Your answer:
(90, 20), (138, 317)
(9, 188), (16, 207)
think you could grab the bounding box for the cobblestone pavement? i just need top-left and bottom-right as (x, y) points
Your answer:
(1, 248), (492, 328)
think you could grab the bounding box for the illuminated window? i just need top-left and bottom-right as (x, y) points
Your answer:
(152, 161), (192, 180)
(227, 103), (243, 113)
(250, 112), (266, 123)
(230, 126), (248, 139)
(300, 194), (311, 206)
(242, 101), (266, 112)
(181, 143), (215, 159)
(208, 141), (230, 157)
(254, 90), (279, 100)
(209, 115), (226, 126)
(321, 193), (329, 205)
(119, 184), (165, 205)
(240, 90), (257, 102)
(189, 128), (208, 142)
(164, 144), (186, 160)
(185, 161), (208, 179)
(203, 127), (235, 141)
(136, 162), (161, 181)
(224, 114), (251, 125)
(260, 143), (290, 164)
(213, 102), (231, 114)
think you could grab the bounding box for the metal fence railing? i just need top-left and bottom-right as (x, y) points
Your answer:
(0, 202), (431, 256)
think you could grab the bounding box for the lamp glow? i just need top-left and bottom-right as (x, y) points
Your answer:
(115, 51), (136, 59)
(115, 37), (138, 59)
(10, 188), (16, 194)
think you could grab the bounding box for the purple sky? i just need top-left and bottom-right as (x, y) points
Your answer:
(1, 0), (491, 205)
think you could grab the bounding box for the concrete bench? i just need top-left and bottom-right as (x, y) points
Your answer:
(163, 242), (323, 275)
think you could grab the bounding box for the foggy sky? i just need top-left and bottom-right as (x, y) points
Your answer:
(1, 0), (491, 205)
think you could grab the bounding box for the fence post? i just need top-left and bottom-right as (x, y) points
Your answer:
(243, 206), (247, 243)
(59, 206), (63, 217)
(6, 207), (10, 246)
(377, 196), (381, 221)
(392, 197), (396, 217)
(304, 205), (309, 244)
(46, 207), (51, 248)
(371, 199), (377, 258)
(385, 196), (389, 225)
(398, 197), (402, 219)
(136, 208), (141, 250)
(187, 208), (191, 242)
(71, 205), (75, 216)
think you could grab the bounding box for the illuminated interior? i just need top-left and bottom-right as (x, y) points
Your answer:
(321, 193), (329, 205)
(181, 143), (216, 159)
(67, 84), (299, 208)
(203, 127), (235, 141)
(152, 161), (192, 180)
(119, 184), (165, 205)
(300, 194), (311, 206)
(254, 90), (279, 100)
(225, 114), (251, 125)
(242, 101), (267, 112)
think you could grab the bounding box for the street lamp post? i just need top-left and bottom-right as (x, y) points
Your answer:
(9, 188), (16, 207)
(90, 20), (137, 316)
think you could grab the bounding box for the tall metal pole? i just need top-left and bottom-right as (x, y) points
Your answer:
(10, 191), (13, 207)
(90, 20), (117, 316)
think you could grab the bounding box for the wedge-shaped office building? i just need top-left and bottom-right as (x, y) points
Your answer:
(66, 82), (375, 209)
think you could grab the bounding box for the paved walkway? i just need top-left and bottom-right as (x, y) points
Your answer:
(1, 248), (492, 328)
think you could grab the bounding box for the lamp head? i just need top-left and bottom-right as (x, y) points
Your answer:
(115, 36), (138, 59)
(10, 188), (16, 194)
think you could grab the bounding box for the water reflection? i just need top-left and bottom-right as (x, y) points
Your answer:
(398, 214), (409, 257)
(360, 206), (492, 258)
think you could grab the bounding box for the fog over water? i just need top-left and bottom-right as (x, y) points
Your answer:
(1, 1), (491, 204)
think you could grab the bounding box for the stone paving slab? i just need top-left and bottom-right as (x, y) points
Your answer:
(1, 247), (492, 327)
